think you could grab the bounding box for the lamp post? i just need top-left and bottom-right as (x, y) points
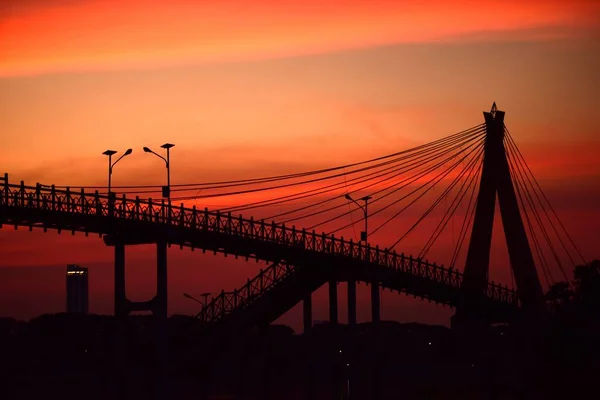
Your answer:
(142, 143), (175, 400)
(184, 292), (212, 322)
(102, 149), (133, 197)
(143, 143), (175, 227)
(143, 143), (175, 202)
(345, 193), (379, 326)
(344, 194), (372, 242)
(200, 292), (211, 309)
(184, 292), (211, 310)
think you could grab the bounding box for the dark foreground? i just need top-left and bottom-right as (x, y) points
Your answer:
(1, 312), (598, 400)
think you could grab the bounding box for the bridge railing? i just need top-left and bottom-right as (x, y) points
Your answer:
(196, 262), (295, 323)
(0, 175), (518, 307)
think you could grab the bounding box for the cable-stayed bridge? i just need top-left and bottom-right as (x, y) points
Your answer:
(0, 104), (584, 335)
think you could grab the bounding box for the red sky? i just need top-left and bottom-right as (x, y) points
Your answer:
(1, 0), (599, 330)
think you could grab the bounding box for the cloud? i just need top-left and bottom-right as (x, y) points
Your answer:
(514, 139), (600, 181)
(1, 0), (598, 77)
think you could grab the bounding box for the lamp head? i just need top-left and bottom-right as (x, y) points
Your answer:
(102, 150), (117, 156)
(361, 196), (373, 201)
(344, 194), (352, 200)
(124, 148), (133, 156)
(161, 143), (175, 150)
(143, 147), (152, 153)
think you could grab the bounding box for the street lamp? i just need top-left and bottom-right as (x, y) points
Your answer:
(142, 143), (175, 201)
(200, 292), (211, 309)
(346, 193), (380, 327)
(183, 292), (211, 311)
(102, 148), (133, 196)
(344, 194), (372, 242)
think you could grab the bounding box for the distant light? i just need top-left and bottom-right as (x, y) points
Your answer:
(428, 342), (431, 346)
(67, 270), (86, 276)
(471, 364), (475, 367)
(339, 350), (342, 353)
(500, 332), (504, 336)
(346, 363), (350, 367)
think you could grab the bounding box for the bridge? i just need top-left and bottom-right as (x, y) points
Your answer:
(2, 103), (586, 399)
(1, 103), (583, 330)
(0, 159), (517, 318)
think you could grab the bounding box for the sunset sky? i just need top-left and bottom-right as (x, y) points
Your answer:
(1, 0), (599, 330)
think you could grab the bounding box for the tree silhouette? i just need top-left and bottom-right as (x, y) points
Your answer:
(545, 281), (574, 312)
(545, 259), (600, 320)
(573, 259), (600, 318)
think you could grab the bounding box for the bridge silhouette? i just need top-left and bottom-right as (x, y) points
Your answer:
(1, 103), (582, 329)
(2, 103), (587, 399)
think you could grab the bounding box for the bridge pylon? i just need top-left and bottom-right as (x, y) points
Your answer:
(452, 103), (544, 328)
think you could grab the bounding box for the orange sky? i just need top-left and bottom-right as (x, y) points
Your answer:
(1, 0), (599, 76)
(0, 0), (599, 329)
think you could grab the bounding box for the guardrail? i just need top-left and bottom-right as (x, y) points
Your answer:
(196, 262), (294, 323)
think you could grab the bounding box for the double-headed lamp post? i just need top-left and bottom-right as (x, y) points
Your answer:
(143, 143), (175, 203)
(183, 292), (212, 307)
(102, 148), (133, 197)
(183, 292), (212, 321)
(200, 292), (211, 308)
(183, 292), (211, 310)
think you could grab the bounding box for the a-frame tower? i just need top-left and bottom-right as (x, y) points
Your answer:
(452, 103), (544, 327)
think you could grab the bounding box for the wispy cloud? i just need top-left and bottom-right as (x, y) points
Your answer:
(1, 0), (598, 77)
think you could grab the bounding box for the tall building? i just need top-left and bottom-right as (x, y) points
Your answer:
(66, 265), (88, 314)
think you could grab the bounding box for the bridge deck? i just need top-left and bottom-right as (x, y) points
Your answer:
(0, 178), (519, 316)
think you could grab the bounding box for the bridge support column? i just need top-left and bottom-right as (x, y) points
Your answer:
(303, 293), (312, 334)
(155, 240), (168, 400)
(347, 280), (357, 327)
(371, 321), (382, 400)
(114, 243), (127, 317)
(105, 235), (170, 318)
(155, 240), (168, 319)
(113, 241), (126, 400)
(371, 282), (380, 324)
(328, 280), (338, 324)
(104, 234), (170, 400)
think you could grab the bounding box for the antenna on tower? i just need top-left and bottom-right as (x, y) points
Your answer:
(490, 102), (498, 118)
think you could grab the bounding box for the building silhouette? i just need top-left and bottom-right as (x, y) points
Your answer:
(66, 265), (88, 314)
